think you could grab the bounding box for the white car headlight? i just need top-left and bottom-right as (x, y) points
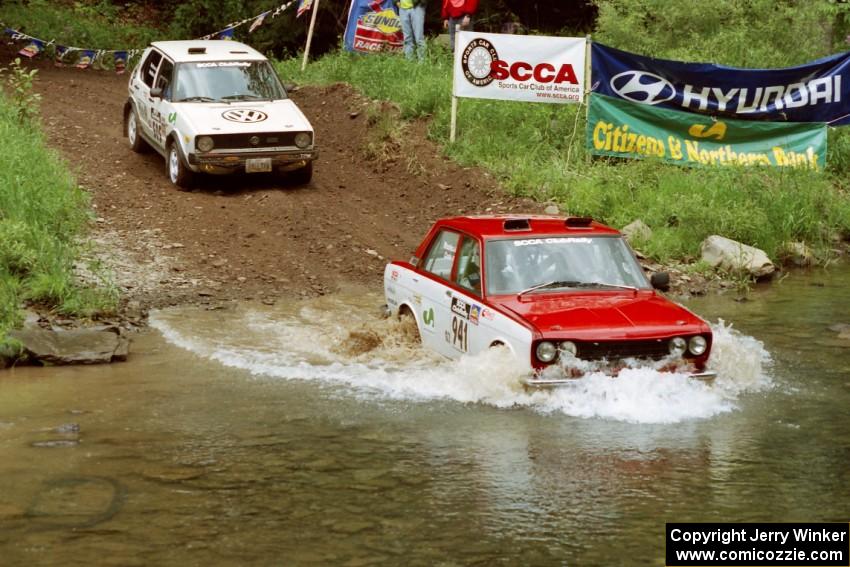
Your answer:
(560, 341), (578, 356)
(295, 132), (312, 149)
(688, 335), (708, 356)
(536, 341), (557, 363)
(197, 136), (214, 152)
(669, 336), (687, 357)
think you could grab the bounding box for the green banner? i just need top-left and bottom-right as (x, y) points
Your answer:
(587, 94), (827, 170)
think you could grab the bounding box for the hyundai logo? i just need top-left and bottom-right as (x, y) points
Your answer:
(222, 109), (268, 123)
(610, 71), (676, 105)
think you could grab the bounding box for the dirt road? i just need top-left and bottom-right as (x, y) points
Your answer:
(13, 53), (537, 310)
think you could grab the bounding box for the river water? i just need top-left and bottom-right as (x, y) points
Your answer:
(0, 268), (848, 566)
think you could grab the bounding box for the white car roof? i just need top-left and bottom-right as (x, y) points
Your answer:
(151, 40), (266, 63)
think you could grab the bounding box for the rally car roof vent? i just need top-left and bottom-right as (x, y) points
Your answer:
(188, 47), (206, 54)
(565, 217), (594, 228)
(230, 50), (249, 54)
(503, 218), (531, 231)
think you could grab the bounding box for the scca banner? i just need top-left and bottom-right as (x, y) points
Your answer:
(587, 93), (827, 170)
(344, 0), (402, 54)
(592, 43), (850, 125)
(453, 31), (585, 104)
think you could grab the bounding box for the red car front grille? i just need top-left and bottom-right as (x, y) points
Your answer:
(577, 339), (672, 361)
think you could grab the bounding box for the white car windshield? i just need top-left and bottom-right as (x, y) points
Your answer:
(172, 61), (286, 102)
(484, 236), (649, 295)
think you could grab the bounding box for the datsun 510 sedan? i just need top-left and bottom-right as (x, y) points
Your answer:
(124, 40), (316, 189)
(384, 216), (717, 387)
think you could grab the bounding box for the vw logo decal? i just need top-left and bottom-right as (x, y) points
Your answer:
(222, 109), (268, 123)
(610, 71), (676, 105)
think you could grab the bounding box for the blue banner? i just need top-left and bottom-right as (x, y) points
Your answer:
(591, 43), (850, 125)
(344, 0), (402, 54)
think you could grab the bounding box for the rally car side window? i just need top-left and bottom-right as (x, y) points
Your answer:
(141, 50), (163, 88)
(422, 230), (460, 280)
(155, 59), (175, 100)
(454, 236), (482, 296)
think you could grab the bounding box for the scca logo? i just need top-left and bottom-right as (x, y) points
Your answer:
(610, 70), (676, 105)
(461, 38), (500, 87)
(461, 38), (579, 87)
(490, 61), (578, 84)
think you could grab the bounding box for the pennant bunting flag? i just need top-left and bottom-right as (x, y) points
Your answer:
(54, 45), (69, 67)
(215, 27), (235, 40)
(249, 11), (270, 33)
(297, 0), (314, 18)
(18, 38), (45, 58)
(114, 51), (128, 74)
(75, 50), (95, 69)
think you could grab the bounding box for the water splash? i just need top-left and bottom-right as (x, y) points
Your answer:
(150, 296), (771, 424)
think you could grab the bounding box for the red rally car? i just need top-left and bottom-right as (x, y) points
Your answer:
(383, 215), (717, 387)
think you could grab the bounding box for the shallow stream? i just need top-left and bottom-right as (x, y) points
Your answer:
(1, 268), (848, 565)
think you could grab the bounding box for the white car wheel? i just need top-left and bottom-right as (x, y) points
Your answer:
(127, 109), (147, 153)
(167, 143), (193, 190)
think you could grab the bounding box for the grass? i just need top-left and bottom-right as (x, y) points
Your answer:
(0, 0), (161, 51)
(276, 42), (850, 266)
(0, 63), (116, 346)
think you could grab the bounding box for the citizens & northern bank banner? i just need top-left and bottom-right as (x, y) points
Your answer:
(587, 93), (827, 169)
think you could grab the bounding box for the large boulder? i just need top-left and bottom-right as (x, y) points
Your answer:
(9, 326), (130, 365)
(622, 219), (652, 243)
(700, 235), (776, 279)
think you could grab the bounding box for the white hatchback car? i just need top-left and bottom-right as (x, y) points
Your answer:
(124, 40), (317, 188)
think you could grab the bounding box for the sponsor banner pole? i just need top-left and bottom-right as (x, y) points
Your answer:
(450, 24), (460, 143)
(584, 34), (592, 164)
(301, 0), (320, 71)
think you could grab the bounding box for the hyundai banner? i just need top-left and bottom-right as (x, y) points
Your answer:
(587, 93), (827, 170)
(344, 0), (402, 54)
(453, 31), (586, 104)
(592, 43), (850, 125)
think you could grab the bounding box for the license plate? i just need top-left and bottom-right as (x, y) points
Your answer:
(246, 158), (272, 173)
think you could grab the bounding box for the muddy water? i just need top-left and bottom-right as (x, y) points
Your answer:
(1, 269), (848, 566)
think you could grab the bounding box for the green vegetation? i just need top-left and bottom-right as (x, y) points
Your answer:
(0, 60), (116, 346)
(0, 0), (160, 50)
(277, 0), (850, 266)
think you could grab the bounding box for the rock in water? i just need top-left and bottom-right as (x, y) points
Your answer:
(9, 326), (130, 365)
(700, 235), (776, 279)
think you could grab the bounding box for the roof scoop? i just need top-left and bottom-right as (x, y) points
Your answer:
(565, 217), (593, 228)
(503, 218), (531, 231)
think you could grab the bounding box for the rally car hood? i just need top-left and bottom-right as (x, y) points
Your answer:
(489, 291), (709, 340)
(174, 99), (313, 134)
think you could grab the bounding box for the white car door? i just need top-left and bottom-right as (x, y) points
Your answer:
(447, 235), (491, 356)
(149, 57), (176, 149)
(416, 230), (462, 358)
(132, 49), (163, 143)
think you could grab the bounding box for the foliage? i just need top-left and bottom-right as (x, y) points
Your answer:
(0, 0), (161, 50)
(0, 67), (117, 345)
(0, 58), (41, 124)
(592, 0), (850, 67)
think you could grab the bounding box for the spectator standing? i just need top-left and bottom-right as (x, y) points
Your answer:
(398, 0), (427, 61)
(441, 0), (478, 52)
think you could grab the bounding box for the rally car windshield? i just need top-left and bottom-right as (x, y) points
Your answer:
(172, 61), (286, 102)
(484, 235), (650, 295)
